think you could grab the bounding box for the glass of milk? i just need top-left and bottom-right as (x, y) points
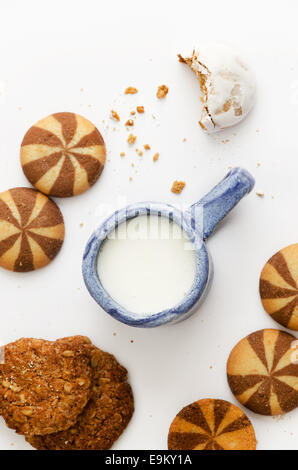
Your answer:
(83, 168), (254, 328)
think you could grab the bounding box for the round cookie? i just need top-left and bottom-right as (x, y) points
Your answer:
(260, 244), (298, 330)
(227, 329), (298, 416)
(0, 336), (93, 435)
(0, 187), (64, 272)
(20, 112), (106, 197)
(168, 399), (256, 450)
(26, 346), (134, 450)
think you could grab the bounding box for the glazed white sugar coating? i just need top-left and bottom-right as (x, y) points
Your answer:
(180, 43), (256, 133)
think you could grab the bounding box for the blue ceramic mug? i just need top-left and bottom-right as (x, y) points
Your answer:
(83, 167), (254, 328)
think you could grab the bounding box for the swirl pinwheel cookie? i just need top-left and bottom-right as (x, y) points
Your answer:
(0, 187), (64, 272)
(168, 399), (256, 450)
(20, 112), (106, 197)
(227, 329), (298, 416)
(26, 346), (134, 450)
(260, 244), (298, 330)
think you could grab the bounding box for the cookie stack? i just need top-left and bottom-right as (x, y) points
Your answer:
(0, 112), (106, 273)
(0, 336), (134, 450)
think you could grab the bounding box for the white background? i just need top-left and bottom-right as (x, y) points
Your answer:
(0, 0), (297, 451)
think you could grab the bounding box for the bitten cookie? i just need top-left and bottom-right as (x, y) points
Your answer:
(260, 244), (298, 330)
(0, 336), (93, 435)
(27, 346), (134, 450)
(20, 112), (106, 197)
(0, 187), (64, 272)
(168, 399), (256, 450)
(227, 329), (298, 416)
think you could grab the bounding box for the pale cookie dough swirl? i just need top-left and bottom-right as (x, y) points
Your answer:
(168, 399), (256, 450)
(227, 329), (298, 416)
(20, 112), (106, 197)
(0, 187), (64, 272)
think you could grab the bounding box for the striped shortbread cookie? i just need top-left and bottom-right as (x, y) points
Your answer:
(20, 112), (106, 197)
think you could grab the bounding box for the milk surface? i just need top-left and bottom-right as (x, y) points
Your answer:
(97, 215), (197, 315)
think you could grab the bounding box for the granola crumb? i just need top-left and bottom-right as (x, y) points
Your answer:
(136, 106), (144, 113)
(125, 87), (138, 95)
(156, 85), (169, 99)
(138, 151), (143, 157)
(171, 180), (185, 194)
(125, 119), (134, 126)
(120, 152), (125, 157)
(127, 134), (136, 144)
(256, 192), (264, 198)
(153, 152), (159, 162)
(143, 144), (150, 150)
(130, 111), (136, 116)
(110, 110), (120, 121)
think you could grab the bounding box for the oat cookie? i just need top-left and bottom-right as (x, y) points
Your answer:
(21, 112), (106, 197)
(27, 346), (134, 450)
(0, 336), (93, 435)
(0, 187), (64, 272)
(260, 244), (298, 330)
(227, 329), (298, 415)
(168, 399), (256, 450)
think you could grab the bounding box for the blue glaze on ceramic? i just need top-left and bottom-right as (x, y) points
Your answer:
(82, 167), (254, 328)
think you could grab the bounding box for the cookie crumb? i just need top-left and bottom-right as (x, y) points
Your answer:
(136, 106), (144, 113)
(120, 152), (125, 157)
(143, 144), (151, 150)
(125, 119), (134, 126)
(156, 85), (169, 99)
(130, 111), (136, 116)
(125, 87), (138, 95)
(256, 192), (264, 197)
(130, 340), (134, 344)
(171, 181), (185, 194)
(110, 110), (120, 121)
(127, 134), (136, 144)
(153, 152), (159, 162)
(138, 151), (143, 157)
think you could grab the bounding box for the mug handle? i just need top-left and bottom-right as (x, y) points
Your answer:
(189, 167), (255, 240)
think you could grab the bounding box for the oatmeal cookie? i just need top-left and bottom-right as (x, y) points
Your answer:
(27, 346), (134, 450)
(0, 336), (92, 435)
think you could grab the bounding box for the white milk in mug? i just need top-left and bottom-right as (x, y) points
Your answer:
(97, 215), (197, 315)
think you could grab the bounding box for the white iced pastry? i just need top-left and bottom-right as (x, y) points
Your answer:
(179, 43), (256, 133)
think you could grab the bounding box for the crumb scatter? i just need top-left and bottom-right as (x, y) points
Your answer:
(125, 87), (138, 95)
(156, 85), (169, 99)
(171, 181), (185, 194)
